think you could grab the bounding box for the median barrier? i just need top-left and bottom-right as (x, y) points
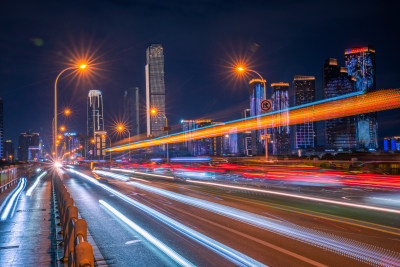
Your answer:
(53, 174), (94, 267)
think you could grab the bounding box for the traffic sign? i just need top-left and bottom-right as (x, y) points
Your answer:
(261, 99), (272, 113)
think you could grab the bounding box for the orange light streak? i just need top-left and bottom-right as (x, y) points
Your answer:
(107, 89), (400, 152)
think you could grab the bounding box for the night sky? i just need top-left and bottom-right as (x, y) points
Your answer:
(1, 0), (399, 151)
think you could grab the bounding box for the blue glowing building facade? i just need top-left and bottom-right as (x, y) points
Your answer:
(323, 59), (357, 151)
(383, 136), (400, 152)
(248, 79), (266, 156)
(271, 82), (290, 156)
(345, 46), (378, 150)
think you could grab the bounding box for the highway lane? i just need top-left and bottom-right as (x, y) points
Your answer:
(65, 167), (400, 266)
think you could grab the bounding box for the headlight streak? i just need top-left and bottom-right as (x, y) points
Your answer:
(26, 171), (48, 196)
(120, 181), (400, 266)
(96, 170), (400, 266)
(93, 170), (129, 181)
(109, 168), (174, 180)
(110, 168), (400, 215)
(68, 169), (266, 267)
(0, 178), (26, 221)
(99, 200), (194, 267)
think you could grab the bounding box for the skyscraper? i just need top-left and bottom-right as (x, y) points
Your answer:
(249, 79), (266, 155)
(345, 46), (378, 150)
(87, 90), (105, 159)
(323, 59), (357, 150)
(293, 76), (316, 151)
(18, 132), (40, 161)
(3, 140), (14, 161)
(123, 87), (140, 136)
(271, 83), (290, 156)
(145, 44), (166, 137)
(0, 98), (3, 159)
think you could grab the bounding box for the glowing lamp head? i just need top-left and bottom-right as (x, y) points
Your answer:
(58, 135), (62, 139)
(60, 126), (65, 132)
(236, 66), (245, 72)
(64, 109), (71, 115)
(79, 64), (87, 69)
(117, 125), (124, 131)
(150, 108), (157, 115)
(91, 139), (95, 144)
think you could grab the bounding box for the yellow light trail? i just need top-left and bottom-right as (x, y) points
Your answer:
(106, 89), (400, 152)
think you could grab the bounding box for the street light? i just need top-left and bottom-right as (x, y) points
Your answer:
(235, 65), (270, 160)
(116, 124), (131, 161)
(150, 108), (170, 162)
(54, 65), (87, 160)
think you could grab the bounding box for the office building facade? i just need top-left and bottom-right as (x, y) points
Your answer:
(146, 44), (166, 137)
(18, 132), (40, 161)
(271, 83), (290, 156)
(345, 46), (378, 150)
(323, 59), (357, 151)
(383, 136), (400, 152)
(87, 90), (105, 159)
(248, 79), (266, 155)
(4, 140), (14, 161)
(293, 76), (316, 151)
(123, 87), (140, 136)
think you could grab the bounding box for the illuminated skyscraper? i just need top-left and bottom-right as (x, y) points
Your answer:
(323, 59), (357, 150)
(145, 44), (166, 137)
(248, 79), (266, 155)
(271, 83), (290, 156)
(345, 46), (378, 150)
(87, 90), (105, 158)
(123, 87), (140, 136)
(293, 76), (315, 151)
(18, 132), (40, 161)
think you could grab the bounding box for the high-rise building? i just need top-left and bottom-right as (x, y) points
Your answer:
(18, 132), (40, 161)
(4, 140), (13, 161)
(293, 76), (316, 151)
(182, 120), (214, 156)
(345, 46), (378, 150)
(248, 79), (266, 155)
(239, 109), (252, 156)
(0, 98), (3, 159)
(271, 83), (290, 156)
(323, 59), (357, 150)
(145, 44), (166, 137)
(123, 87), (140, 136)
(87, 90), (105, 159)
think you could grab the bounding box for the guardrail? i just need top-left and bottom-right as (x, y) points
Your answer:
(0, 166), (19, 193)
(53, 174), (94, 267)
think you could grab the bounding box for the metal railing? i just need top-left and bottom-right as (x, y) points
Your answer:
(53, 174), (94, 267)
(0, 166), (19, 193)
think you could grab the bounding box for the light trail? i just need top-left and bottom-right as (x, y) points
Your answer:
(93, 170), (129, 181)
(26, 171), (48, 196)
(96, 170), (400, 266)
(109, 168), (400, 214)
(0, 178), (26, 221)
(120, 178), (400, 266)
(68, 169), (266, 266)
(106, 89), (400, 152)
(99, 200), (194, 267)
(109, 168), (174, 180)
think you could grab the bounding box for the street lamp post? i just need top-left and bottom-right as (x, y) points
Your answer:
(116, 125), (131, 161)
(54, 65), (86, 161)
(236, 66), (269, 160)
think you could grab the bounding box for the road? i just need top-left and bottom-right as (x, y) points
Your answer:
(62, 166), (400, 266)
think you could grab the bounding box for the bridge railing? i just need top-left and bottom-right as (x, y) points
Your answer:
(53, 174), (94, 267)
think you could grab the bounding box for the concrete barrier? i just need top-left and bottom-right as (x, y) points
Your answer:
(53, 174), (94, 267)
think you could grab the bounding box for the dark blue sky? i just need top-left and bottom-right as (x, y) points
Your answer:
(1, 0), (399, 150)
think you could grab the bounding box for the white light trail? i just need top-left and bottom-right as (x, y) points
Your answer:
(112, 177), (400, 266)
(93, 170), (129, 181)
(110, 168), (174, 180)
(26, 171), (48, 196)
(0, 178), (26, 221)
(99, 200), (194, 267)
(69, 169), (266, 266)
(110, 168), (400, 215)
